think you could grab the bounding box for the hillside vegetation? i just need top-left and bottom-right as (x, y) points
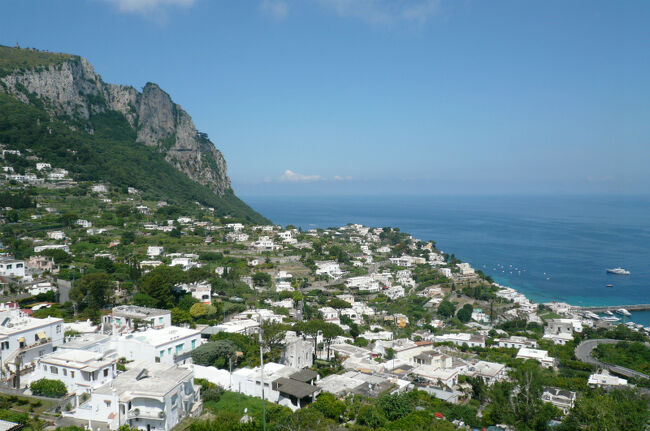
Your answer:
(0, 45), (73, 75)
(0, 93), (267, 223)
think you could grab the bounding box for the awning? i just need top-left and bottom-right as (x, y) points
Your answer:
(17, 337), (24, 343)
(37, 331), (46, 340)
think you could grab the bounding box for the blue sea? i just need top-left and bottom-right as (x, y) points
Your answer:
(244, 195), (650, 326)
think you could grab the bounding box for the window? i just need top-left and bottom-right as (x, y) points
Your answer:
(159, 317), (163, 323)
(175, 344), (184, 353)
(50, 366), (58, 374)
(63, 369), (67, 376)
(168, 348), (172, 355)
(155, 357), (160, 363)
(191, 339), (196, 349)
(71, 371), (75, 378)
(160, 350), (165, 357)
(171, 394), (178, 405)
(104, 369), (109, 377)
(105, 400), (111, 407)
(56, 325), (61, 333)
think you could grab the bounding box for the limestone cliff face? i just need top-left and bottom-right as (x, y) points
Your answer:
(0, 56), (231, 196)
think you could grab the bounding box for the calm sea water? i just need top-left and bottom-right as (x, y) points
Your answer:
(244, 195), (650, 326)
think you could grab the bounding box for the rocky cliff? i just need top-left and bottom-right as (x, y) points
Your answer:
(0, 50), (230, 196)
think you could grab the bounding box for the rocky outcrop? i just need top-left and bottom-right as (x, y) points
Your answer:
(0, 54), (231, 196)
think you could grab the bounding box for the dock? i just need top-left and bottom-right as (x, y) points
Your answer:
(579, 304), (650, 312)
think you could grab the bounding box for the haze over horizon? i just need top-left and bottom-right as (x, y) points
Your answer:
(2, 0), (649, 196)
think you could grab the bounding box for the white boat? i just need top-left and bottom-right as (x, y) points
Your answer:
(605, 310), (614, 316)
(584, 311), (600, 320)
(601, 316), (620, 322)
(616, 308), (632, 316)
(606, 267), (630, 275)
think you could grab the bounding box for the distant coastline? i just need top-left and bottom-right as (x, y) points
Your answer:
(244, 194), (650, 326)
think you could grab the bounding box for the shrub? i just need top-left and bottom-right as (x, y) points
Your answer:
(30, 378), (67, 398)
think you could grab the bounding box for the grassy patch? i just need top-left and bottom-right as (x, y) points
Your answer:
(203, 390), (267, 418)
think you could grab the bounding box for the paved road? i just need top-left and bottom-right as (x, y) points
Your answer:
(575, 338), (650, 380)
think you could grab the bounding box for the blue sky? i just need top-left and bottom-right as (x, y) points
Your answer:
(2, 0), (649, 196)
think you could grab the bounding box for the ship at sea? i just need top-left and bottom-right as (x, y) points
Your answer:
(606, 267), (631, 275)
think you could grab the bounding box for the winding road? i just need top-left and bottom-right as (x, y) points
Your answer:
(575, 338), (650, 380)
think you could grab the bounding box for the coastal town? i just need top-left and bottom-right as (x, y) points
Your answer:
(0, 149), (648, 431)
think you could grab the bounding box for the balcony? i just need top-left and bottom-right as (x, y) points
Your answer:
(127, 407), (166, 420)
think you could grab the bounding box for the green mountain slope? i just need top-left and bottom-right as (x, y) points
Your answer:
(0, 45), (268, 224)
(0, 92), (267, 223)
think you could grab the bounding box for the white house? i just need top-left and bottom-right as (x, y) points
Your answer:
(434, 333), (486, 348)
(75, 219), (92, 228)
(516, 348), (556, 368)
(315, 261), (343, 279)
(115, 326), (202, 365)
(439, 268), (452, 278)
(104, 306), (172, 334)
(66, 362), (202, 431)
(462, 361), (507, 385)
(36, 163), (51, 171)
(281, 332), (314, 369)
(541, 387), (576, 414)
(587, 370), (628, 389)
(47, 231), (66, 240)
(0, 303), (64, 374)
(495, 335), (537, 349)
(147, 246), (164, 258)
(170, 257), (200, 271)
(385, 285), (405, 300)
(30, 348), (117, 396)
(0, 257), (25, 278)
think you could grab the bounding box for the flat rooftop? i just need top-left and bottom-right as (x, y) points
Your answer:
(59, 333), (110, 350)
(123, 326), (200, 347)
(94, 362), (192, 399)
(112, 305), (170, 319)
(40, 349), (114, 371)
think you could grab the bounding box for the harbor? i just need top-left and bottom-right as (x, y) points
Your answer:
(579, 304), (650, 312)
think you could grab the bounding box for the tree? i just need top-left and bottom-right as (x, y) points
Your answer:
(138, 265), (185, 308)
(190, 303), (209, 318)
(560, 388), (649, 431)
(456, 303), (473, 323)
(70, 272), (113, 311)
(261, 321), (289, 360)
(253, 272), (271, 287)
(437, 300), (456, 318)
(30, 378), (67, 397)
(320, 322), (344, 360)
(356, 404), (387, 428)
(378, 391), (414, 421)
(327, 298), (351, 312)
(121, 231), (135, 245)
(312, 392), (346, 422)
(191, 341), (236, 367)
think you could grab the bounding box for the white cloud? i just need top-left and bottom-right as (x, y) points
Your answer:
(280, 169), (324, 182)
(317, 0), (440, 25)
(259, 0), (289, 20)
(101, 0), (196, 15)
(333, 175), (354, 181)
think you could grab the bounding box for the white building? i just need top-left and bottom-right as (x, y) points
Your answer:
(91, 184), (108, 193)
(541, 387), (576, 414)
(0, 303), (64, 374)
(495, 336), (537, 349)
(462, 361), (507, 385)
(66, 362), (201, 431)
(543, 319), (583, 345)
(30, 349), (117, 396)
(281, 332), (314, 369)
(75, 219), (92, 228)
(315, 261), (343, 279)
(516, 348), (556, 368)
(147, 246), (164, 258)
(0, 258), (25, 278)
(434, 333), (485, 348)
(47, 231), (66, 240)
(440, 268), (452, 278)
(104, 306), (172, 334)
(229, 363), (320, 411)
(211, 319), (259, 336)
(252, 236), (280, 251)
(116, 326), (202, 365)
(170, 257), (201, 271)
(385, 285), (405, 300)
(36, 163), (51, 171)
(587, 370), (628, 389)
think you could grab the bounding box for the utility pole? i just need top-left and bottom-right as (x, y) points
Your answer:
(258, 323), (266, 431)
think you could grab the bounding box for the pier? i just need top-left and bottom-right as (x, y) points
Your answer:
(579, 304), (650, 312)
